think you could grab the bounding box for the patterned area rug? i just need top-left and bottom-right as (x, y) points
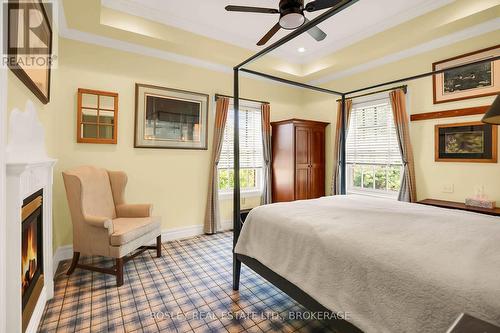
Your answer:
(38, 232), (339, 332)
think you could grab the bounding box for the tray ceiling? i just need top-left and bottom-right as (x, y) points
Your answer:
(101, 0), (454, 63)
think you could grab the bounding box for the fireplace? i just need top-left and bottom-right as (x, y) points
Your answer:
(21, 190), (44, 332)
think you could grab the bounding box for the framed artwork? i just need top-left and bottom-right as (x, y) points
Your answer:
(435, 122), (497, 163)
(433, 45), (500, 104)
(77, 89), (119, 144)
(7, 0), (52, 104)
(134, 84), (209, 149)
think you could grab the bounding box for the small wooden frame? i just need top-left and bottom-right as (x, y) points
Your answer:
(410, 106), (489, 122)
(435, 121), (497, 163)
(77, 88), (119, 144)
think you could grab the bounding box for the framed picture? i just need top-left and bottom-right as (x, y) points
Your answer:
(7, 0), (52, 104)
(135, 84), (209, 149)
(435, 122), (497, 163)
(433, 45), (500, 104)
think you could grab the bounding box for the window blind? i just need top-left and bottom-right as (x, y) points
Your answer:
(219, 102), (263, 169)
(346, 98), (402, 165)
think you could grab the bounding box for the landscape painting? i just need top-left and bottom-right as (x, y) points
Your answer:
(445, 131), (484, 154)
(435, 122), (497, 163)
(443, 62), (492, 93)
(433, 45), (499, 104)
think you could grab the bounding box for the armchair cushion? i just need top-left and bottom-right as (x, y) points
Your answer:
(115, 204), (152, 218)
(110, 216), (161, 246)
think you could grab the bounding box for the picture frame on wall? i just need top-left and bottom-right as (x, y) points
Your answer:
(134, 84), (209, 150)
(435, 122), (497, 163)
(432, 45), (500, 104)
(7, 0), (53, 104)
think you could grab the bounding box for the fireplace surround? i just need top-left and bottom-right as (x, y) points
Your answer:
(5, 101), (56, 333)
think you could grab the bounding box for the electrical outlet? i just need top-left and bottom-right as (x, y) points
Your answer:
(442, 184), (454, 193)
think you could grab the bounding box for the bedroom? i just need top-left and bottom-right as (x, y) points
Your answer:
(0, 0), (499, 332)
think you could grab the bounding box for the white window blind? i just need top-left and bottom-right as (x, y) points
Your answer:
(218, 102), (263, 169)
(346, 98), (402, 165)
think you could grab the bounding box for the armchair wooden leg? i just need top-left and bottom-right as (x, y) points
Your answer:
(66, 252), (80, 276)
(116, 258), (124, 287)
(156, 235), (162, 258)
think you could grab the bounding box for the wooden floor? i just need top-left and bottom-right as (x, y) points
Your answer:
(37, 232), (339, 332)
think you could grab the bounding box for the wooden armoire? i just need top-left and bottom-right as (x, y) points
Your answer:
(271, 119), (328, 202)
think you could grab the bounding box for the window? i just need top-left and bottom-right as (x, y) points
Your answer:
(218, 100), (263, 194)
(346, 96), (403, 198)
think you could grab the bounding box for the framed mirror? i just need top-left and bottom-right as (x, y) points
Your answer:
(77, 89), (118, 144)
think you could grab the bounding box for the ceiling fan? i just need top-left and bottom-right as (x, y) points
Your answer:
(225, 0), (341, 46)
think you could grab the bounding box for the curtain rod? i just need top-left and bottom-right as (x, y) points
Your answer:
(215, 93), (269, 105)
(337, 85), (407, 102)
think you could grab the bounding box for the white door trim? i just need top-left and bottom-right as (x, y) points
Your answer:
(0, 1), (8, 331)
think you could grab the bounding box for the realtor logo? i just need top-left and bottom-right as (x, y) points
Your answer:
(3, 0), (54, 69)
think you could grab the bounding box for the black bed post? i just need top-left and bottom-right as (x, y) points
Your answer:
(233, 68), (242, 291)
(340, 94), (347, 195)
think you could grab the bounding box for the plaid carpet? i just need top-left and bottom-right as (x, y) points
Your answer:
(38, 232), (338, 332)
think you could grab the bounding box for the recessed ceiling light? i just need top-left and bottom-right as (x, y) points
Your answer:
(298, 47), (306, 53)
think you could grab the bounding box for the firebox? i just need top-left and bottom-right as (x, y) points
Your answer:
(21, 189), (44, 332)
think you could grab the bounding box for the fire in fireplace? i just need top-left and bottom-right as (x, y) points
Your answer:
(21, 190), (44, 321)
(22, 219), (39, 296)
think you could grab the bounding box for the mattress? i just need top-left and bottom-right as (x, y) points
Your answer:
(234, 195), (500, 333)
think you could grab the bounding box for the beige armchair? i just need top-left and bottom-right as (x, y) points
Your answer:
(62, 166), (162, 286)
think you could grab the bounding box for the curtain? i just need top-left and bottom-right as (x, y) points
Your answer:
(389, 89), (417, 203)
(331, 99), (352, 195)
(261, 103), (272, 205)
(204, 97), (230, 234)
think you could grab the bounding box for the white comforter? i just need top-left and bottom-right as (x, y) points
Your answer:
(234, 195), (500, 333)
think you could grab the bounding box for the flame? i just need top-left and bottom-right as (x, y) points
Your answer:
(21, 223), (38, 295)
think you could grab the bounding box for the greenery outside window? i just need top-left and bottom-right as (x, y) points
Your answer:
(346, 96), (403, 198)
(218, 100), (263, 194)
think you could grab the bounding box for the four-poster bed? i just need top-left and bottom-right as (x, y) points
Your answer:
(231, 0), (500, 331)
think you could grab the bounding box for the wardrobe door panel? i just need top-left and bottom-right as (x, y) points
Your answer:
(295, 167), (309, 200)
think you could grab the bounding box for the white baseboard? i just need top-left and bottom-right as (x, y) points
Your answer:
(161, 224), (204, 242)
(52, 223), (234, 276)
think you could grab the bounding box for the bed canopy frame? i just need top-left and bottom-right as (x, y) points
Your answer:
(231, 0), (499, 330)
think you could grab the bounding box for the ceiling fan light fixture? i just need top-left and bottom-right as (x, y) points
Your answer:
(279, 10), (305, 30)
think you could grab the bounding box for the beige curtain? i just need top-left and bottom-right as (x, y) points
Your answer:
(261, 103), (272, 205)
(204, 97), (230, 234)
(389, 89), (417, 203)
(331, 99), (352, 195)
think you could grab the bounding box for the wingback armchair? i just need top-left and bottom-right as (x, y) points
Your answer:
(63, 166), (162, 286)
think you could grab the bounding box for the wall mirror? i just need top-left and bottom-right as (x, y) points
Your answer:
(77, 89), (118, 144)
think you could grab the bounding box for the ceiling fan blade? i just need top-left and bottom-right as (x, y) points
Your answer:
(305, 0), (342, 12)
(225, 5), (279, 14)
(305, 18), (327, 41)
(257, 23), (281, 46)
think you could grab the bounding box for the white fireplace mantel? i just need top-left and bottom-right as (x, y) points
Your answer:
(5, 102), (56, 333)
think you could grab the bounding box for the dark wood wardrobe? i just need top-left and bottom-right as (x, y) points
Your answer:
(271, 119), (329, 202)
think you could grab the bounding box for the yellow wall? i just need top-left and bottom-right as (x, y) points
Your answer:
(7, 38), (331, 251)
(7, 29), (499, 253)
(304, 30), (500, 204)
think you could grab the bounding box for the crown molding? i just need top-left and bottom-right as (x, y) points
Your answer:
(309, 18), (500, 86)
